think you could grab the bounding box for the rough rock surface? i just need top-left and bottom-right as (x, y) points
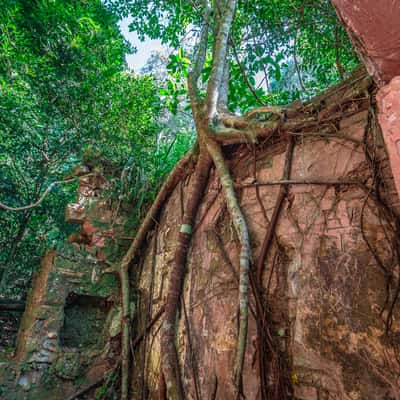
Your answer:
(133, 74), (400, 399)
(377, 76), (400, 211)
(332, 0), (400, 86)
(332, 1), (400, 224)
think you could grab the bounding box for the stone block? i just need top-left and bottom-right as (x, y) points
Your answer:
(65, 203), (85, 224)
(377, 76), (400, 201)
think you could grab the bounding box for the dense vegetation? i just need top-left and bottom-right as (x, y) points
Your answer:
(0, 0), (191, 299)
(113, 0), (358, 111)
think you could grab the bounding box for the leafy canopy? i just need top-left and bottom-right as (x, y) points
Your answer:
(0, 0), (188, 298)
(110, 0), (359, 112)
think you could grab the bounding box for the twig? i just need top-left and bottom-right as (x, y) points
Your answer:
(293, 27), (306, 92)
(66, 363), (119, 400)
(230, 36), (266, 106)
(0, 299), (25, 312)
(237, 178), (362, 188)
(120, 148), (194, 273)
(131, 305), (165, 349)
(67, 379), (104, 400)
(182, 297), (201, 400)
(209, 373), (218, 400)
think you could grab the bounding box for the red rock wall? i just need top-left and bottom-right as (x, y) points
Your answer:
(377, 77), (400, 208)
(332, 0), (400, 86)
(133, 77), (400, 400)
(332, 0), (400, 219)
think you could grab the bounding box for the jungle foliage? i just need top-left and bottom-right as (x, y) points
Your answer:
(0, 0), (190, 299)
(111, 0), (359, 112)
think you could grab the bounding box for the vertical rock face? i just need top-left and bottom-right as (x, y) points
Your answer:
(134, 73), (400, 399)
(332, 0), (400, 86)
(377, 77), (400, 207)
(332, 1), (400, 207)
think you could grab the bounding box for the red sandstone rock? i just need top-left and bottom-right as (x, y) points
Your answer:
(377, 76), (400, 201)
(332, 0), (400, 85)
(134, 83), (400, 399)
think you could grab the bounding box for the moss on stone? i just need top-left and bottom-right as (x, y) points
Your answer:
(54, 352), (81, 380)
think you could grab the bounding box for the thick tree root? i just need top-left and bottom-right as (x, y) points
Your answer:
(158, 371), (167, 400)
(117, 148), (195, 400)
(251, 137), (295, 400)
(205, 139), (250, 391)
(256, 136), (294, 284)
(132, 305), (165, 348)
(120, 148), (196, 272)
(119, 267), (130, 400)
(161, 153), (212, 400)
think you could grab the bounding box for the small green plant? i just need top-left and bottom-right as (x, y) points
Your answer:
(40, 367), (57, 389)
(74, 375), (87, 388)
(20, 361), (35, 373)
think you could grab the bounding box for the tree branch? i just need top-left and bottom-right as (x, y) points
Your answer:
(293, 27), (306, 92)
(0, 178), (77, 212)
(120, 147), (195, 272)
(0, 299), (25, 312)
(188, 0), (211, 104)
(218, 56), (230, 110)
(205, 0), (237, 119)
(230, 37), (266, 106)
(244, 106), (284, 118)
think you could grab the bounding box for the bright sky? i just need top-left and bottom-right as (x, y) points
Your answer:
(118, 16), (267, 89)
(118, 17), (164, 72)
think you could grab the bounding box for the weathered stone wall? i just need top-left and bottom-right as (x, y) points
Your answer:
(332, 1), (400, 261)
(332, 0), (400, 86)
(133, 74), (400, 400)
(1, 173), (127, 399)
(13, 245), (120, 398)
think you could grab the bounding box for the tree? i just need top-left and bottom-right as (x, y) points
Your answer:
(110, 0), (360, 398)
(0, 0), (363, 398)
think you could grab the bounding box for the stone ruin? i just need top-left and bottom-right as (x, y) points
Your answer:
(1, 173), (129, 399)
